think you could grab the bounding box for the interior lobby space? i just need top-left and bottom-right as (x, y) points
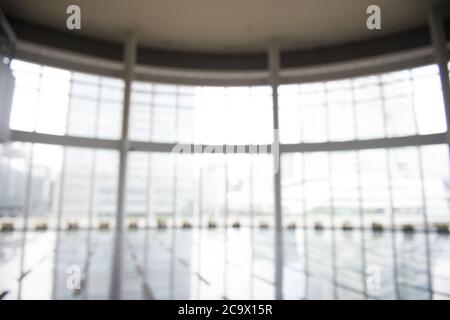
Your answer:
(0, 0), (450, 300)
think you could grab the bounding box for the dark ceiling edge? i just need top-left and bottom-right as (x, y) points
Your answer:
(6, 15), (450, 71)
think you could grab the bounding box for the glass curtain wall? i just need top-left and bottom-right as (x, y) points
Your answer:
(0, 59), (449, 299)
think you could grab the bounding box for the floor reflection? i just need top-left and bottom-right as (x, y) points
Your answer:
(0, 228), (449, 300)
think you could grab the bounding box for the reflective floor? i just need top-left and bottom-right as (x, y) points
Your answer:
(1, 228), (449, 300)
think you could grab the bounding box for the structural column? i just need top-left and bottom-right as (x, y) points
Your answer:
(110, 32), (137, 300)
(268, 40), (283, 300)
(428, 0), (450, 142)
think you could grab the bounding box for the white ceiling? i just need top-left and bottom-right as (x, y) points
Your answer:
(0, 0), (430, 53)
